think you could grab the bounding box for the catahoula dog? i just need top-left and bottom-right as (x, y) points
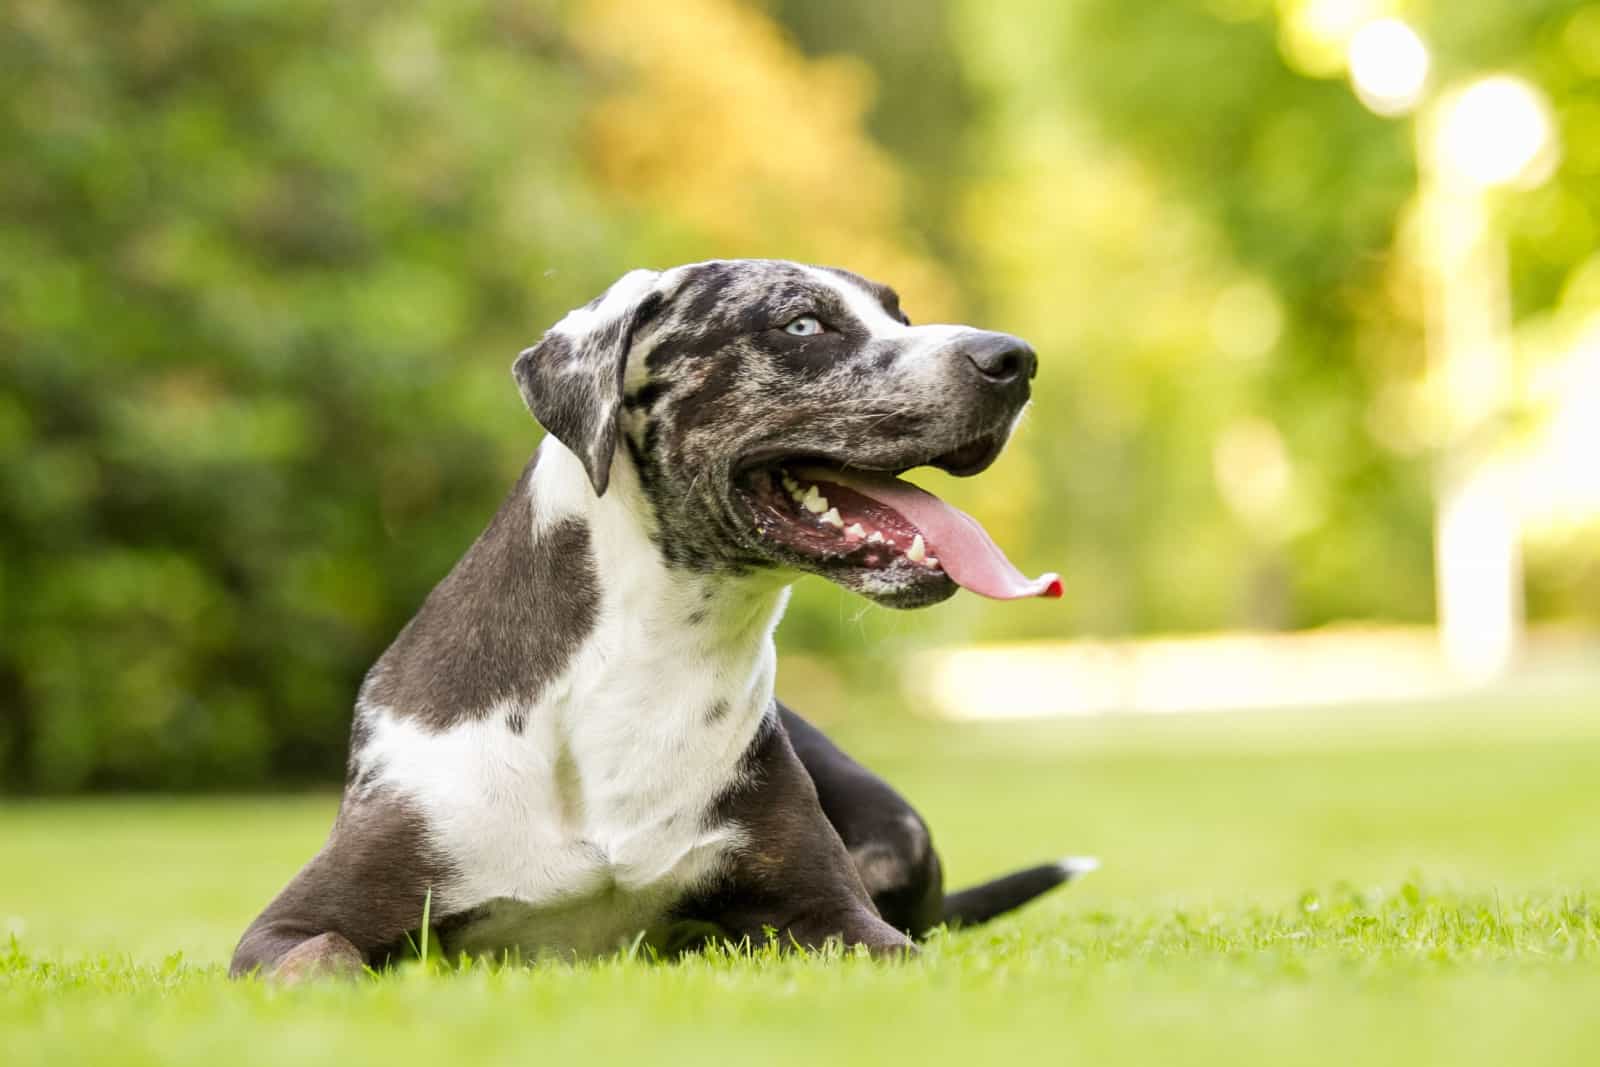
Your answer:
(231, 259), (1093, 981)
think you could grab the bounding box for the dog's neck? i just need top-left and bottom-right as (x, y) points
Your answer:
(529, 440), (792, 712)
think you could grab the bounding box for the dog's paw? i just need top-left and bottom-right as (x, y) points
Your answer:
(862, 936), (919, 960)
(268, 932), (367, 985)
(843, 915), (918, 960)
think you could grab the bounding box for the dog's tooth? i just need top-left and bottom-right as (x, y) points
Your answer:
(819, 507), (844, 528)
(844, 523), (866, 541)
(867, 530), (885, 544)
(907, 534), (926, 563)
(802, 485), (828, 513)
(924, 556), (939, 569)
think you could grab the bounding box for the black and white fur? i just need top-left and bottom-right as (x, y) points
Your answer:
(231, 260), (1092, 980)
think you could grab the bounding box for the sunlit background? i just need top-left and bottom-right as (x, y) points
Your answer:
(2, 0), (1597, 791)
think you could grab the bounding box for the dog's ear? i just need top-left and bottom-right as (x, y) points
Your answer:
(513, 270), (664, 497)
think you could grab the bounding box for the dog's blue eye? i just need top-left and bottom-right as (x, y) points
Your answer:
(783, 315), (824, 337)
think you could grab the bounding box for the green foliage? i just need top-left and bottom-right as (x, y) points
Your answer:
(2, 1), (1596, 789)
(1, 0), (624, 789)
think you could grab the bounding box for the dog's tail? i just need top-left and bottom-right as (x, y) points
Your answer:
(941, 856), (1100, 928)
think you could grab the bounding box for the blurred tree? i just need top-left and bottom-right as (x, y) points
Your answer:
(1, 0), (1594, 791)
(933, 0), (1600, 641)
(763, 0), (1599, 649)
(573, 0), (957, 316)
(937, 0), (1434, 640)
(0, 0), (631, 789)
(764, 0), (983, 274)
(0, 0), (953, 790)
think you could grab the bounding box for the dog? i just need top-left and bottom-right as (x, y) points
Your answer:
(231, 259), (1092, 980)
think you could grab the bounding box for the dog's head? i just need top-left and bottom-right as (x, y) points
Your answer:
(514, 259), (1058, 609)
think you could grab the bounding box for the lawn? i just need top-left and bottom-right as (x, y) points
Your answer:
(4, 692), (1599, 1066)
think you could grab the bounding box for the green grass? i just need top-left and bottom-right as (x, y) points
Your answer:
(4, 693), (1599, 1066)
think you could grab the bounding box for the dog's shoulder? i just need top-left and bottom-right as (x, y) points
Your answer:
(358, 453), (602, 736)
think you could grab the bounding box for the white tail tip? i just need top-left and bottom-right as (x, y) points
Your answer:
(1057, 856), (1101, 877)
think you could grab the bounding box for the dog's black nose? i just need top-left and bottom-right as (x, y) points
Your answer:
(963, 332), (1037, 387)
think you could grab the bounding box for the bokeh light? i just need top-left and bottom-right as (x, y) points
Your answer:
(1347, 18), (1430, 117)
(1433, 75), (1560, 189)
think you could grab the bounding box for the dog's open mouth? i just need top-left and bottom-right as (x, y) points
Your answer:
(737, 453), (1062, 602)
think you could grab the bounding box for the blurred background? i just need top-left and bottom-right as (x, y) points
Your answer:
(2, 0), (1597, 793)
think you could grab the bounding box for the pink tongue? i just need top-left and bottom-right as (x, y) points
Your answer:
(808, 469), (1063, 601)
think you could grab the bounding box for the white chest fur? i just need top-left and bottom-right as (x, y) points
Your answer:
(354, 445), (790, 959)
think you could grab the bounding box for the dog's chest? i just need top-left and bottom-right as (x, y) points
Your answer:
(353, 465), (790, 959)
(360, 641), (773, 958)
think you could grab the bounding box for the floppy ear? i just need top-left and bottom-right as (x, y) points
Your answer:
(512, 270), (663, 497)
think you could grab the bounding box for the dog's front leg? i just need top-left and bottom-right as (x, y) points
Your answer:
(690, 713), (915, 958)
(230, 793), (450, 981)
(777, 702), (945, 936)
